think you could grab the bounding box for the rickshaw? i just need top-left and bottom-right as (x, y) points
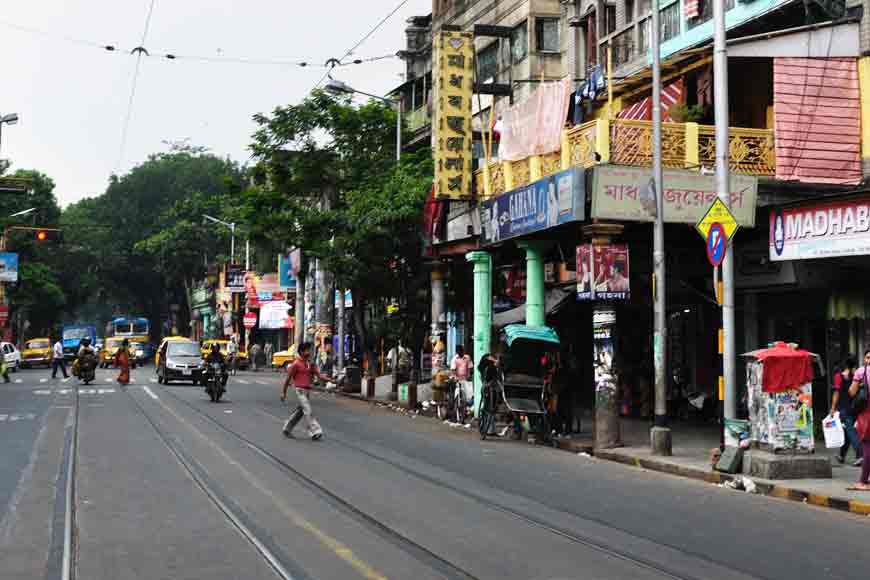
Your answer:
(479, 324), (559, 442)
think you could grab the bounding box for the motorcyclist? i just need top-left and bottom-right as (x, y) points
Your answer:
(74, 338), (97, 378)
(205, 343), (228, 387)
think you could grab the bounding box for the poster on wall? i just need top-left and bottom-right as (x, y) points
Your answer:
(278, 253), (298, 290)
(593, 309), (617, 402)
(0, 253), (18, 282)
(576, 244), (631, 301)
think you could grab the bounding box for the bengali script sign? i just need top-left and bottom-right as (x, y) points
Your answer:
(433, 31), (474, 200)
(591, 165), (757, 226)
(498, 78), (572, 162)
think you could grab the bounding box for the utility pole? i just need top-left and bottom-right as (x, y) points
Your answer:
(714, 0), (736, 419)
(650, 0), (671, 455)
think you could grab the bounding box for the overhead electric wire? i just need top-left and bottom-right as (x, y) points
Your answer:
(115, 0), (158, 174)
(0, 18), (396, 69)
(311, 0), (412, 91)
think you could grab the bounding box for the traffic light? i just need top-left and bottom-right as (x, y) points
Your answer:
(34, 229), (61, 243)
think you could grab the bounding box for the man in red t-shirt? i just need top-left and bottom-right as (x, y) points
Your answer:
(282, 342), (325, 440)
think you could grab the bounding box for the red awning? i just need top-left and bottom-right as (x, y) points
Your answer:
(751, 341), (815, 393)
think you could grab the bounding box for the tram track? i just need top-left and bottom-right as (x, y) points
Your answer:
(158, 385), (720, 580)
(60, 384), (79, 580)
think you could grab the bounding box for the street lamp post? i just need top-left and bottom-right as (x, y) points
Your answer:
(325, 79), (402, 163)
(0, 113), (20, 158)
(203, 214), (236, 265)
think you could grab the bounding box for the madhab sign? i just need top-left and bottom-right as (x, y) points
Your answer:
(770, 196), (870, 261)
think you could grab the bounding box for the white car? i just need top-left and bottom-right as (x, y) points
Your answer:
(1, 342), (21, 372)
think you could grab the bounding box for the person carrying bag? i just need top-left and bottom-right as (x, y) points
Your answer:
(847, 350), (870, 491)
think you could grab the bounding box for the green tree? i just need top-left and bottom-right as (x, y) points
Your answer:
(242, 91), (432, 369)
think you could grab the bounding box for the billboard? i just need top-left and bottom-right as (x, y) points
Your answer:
(480, 167), (585, 246)
(576, 244), (630, 301)
(770, 196), (870, 261)
(433, 30), (474, 200)
(591, 165), (757, 226)
(226, 264), (245, 293)
(0, 253), (18, 282)
(278, 251), (298, 290)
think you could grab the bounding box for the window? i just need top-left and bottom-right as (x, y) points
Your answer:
(613, 29), (634, 67)
(477, 43), (498, 81)
(511, 21), (528, 64)
(535, 17), (560, 52)
(625, 0), (635, 24)
(605, 5), (617, 34)
(639, 17), (650, 54)
(660, 2), (680, 42)
(689, 0), (735, 29)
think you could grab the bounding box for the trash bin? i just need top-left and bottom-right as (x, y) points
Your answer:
(343, 365), (361, 394)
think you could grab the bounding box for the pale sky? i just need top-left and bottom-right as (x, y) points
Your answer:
(0, 0), (432, 206)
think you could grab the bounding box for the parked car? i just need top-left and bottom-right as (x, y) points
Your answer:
(157, 338), (205, 385)
(21, 338), (52, 368)
(1, 342), (21, 372)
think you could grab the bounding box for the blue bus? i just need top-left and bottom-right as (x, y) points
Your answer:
(61, 324), (98, 360)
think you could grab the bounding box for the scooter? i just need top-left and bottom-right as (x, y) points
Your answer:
(204, 362), (226, 402)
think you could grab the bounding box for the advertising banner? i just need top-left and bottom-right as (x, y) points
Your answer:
(259, 301), (293, 330)
(0, 253), (19, 282)
(576, 244), (630, 301)
(334, 289), (353, 309)
(480, 167), (585, 246)
(498, 78), (573, 162)
(593, 308), (617, 403)
(433, 31), (474, 200)
(278, 252), (298, 290)
(769, 196), (870, 261)
(591, 165), (757, 226)
(226, 264), (245, 293)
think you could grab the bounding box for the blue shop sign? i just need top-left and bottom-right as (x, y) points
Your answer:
(480, 167), (585, 246)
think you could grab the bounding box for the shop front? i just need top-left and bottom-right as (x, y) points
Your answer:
(190, 285), (215, 342)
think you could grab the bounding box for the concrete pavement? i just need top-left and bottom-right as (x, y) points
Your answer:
(0, 366), (867, 579)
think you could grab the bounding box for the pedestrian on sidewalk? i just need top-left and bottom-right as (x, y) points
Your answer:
(450, 345), (472, 402)
(831, 356), (861, 464)
(281, 342), (325, 441)
(227, 336), (239, 376)
(847, 350), (870, 490)
(250, 342), (262, 372)
(264, 342), (274, 371)
(51, 338), (68, 379)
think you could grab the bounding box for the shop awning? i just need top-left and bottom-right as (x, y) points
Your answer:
(727, 20), (858, 58)
(492, 287), (573, 329)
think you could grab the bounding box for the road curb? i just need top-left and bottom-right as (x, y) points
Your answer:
(593, 449), (870, 516)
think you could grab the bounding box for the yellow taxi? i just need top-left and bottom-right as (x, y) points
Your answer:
(271, 344), (297, 370)
(200, 339), (249, 369)
(22, 338), (52, 368)
(99, 337), (130, 368)
(155, 336), (190, 368)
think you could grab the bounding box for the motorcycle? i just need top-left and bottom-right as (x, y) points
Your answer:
(204, 361), (225, 403)
(78, 353), (97, 385)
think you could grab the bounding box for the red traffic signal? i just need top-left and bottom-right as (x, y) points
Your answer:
(34, 229), (61, 242)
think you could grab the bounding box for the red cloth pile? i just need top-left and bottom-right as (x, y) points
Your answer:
(754, 342), (814, 393)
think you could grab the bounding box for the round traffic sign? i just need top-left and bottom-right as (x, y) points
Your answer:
(706, 222), (727, 267)
(243, 312), (257, 329)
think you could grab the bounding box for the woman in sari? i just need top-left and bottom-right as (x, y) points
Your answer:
(114, 338), (131, 385)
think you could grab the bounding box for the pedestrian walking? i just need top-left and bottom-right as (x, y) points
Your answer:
(250, 342), (262, 372)
(0, 356), (9, 384)
(831, 356), (861, 464)
(114, 338), (131, 386)
(847, 350), (870, 490)
(450, 345), (473, 402)
(51, 338), (68, 379)
(227, 336), (239, 376)
(281, 342), (325, 441)
(264, 342), (274, 372)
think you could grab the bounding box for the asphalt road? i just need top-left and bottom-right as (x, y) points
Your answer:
(0, 365), (867, 580)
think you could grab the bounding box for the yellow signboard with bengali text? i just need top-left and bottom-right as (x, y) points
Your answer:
(433, 31), (473, 200)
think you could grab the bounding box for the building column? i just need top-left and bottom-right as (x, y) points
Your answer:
(466, 251), (492, 417)
(743, 293), (759, 353)
(517, 241), (550, 327)
(430, 264), (448, 377)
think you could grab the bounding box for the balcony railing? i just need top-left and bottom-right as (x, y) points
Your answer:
(406, 107), (431, 133)
(474, 119), (775, 198)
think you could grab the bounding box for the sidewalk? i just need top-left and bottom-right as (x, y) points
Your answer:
(592, 418), (870, 515)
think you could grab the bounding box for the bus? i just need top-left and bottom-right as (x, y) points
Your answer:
(61, 324), (98, 360)
(112, 317), (150, 338)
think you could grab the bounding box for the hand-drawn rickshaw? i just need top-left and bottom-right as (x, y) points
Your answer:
(478, 324), (560, 442)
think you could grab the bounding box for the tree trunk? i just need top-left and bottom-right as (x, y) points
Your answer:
(351, 286), (377, 378)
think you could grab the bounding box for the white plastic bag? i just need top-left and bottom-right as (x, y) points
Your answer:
(822, 412), (845, 449)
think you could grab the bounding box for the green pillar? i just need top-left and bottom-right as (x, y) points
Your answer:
(466, 251), (492, 417)
(517, 241), (549, 327)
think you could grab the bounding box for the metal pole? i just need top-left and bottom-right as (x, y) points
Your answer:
(245, 239), (250, 271)
(396, 99), (402, 163)
(714, 0), (736, 420)
(650, 0), (672, 455)
(230, 223), (236, 264)
(337, 285), (345, 374)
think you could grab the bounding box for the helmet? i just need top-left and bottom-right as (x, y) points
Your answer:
(82, 338), (91, 347)
(211, 343), (221, 353)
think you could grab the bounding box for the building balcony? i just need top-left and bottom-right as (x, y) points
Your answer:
(474, 118), (775, 198)
(406, 106), (431, 133)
